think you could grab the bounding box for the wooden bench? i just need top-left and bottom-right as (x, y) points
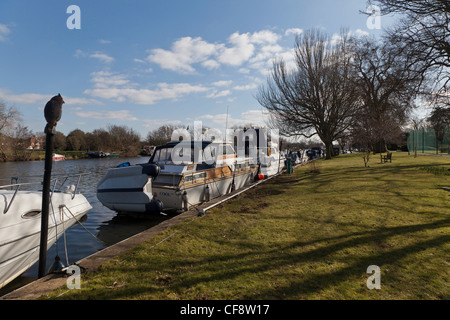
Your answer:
(381, 151), (392, 163)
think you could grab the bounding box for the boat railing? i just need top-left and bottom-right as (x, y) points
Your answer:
(0, 173), (89, 214)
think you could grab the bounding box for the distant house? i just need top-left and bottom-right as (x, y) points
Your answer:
(28, 136), (43, 150)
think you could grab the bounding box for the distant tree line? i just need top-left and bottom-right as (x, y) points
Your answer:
(257, 1), (449, 165)
(0, 101), (155, 161)
(54, 125), (142, 157)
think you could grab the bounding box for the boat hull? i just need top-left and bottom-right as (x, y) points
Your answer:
(155, 166), (257, 212)
(97, 164), (161, 213)
(0, 191), (92, 289)
(97, 162), (258, 214)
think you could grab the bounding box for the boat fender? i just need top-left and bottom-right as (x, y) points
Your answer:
(145, 199), (164, 213)
(204, 185), (210, 202)
(182, 191), (188, 211)
(64, 184), (76, 194)
(48, 255), (65, 273)
(117, 162), (131, 168)
(141, 164), (160, 178)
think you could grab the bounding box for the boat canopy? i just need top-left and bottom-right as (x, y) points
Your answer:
(150, 140), (238, 165)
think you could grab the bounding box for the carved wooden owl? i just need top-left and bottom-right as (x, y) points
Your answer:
(44, 94), (64, 133)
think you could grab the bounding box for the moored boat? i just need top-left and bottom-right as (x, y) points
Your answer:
(97, 140), (258, 213)
(52, 154), (65, 161)
(86, 151), (120, 158)
(233, 127), (286, 178)
(0, 174), (92, 289)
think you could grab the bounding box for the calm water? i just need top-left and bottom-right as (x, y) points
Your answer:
(0, 156), (174, 294)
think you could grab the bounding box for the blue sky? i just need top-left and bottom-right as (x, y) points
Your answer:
(0, 0), (393, 139)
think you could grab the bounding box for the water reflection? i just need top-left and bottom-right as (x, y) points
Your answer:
(0, 156), (173, 295)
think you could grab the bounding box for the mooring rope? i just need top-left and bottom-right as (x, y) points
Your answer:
(60, 204), (106, 245)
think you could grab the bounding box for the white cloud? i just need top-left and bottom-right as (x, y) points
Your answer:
(90, 71), (130, 89)
(250, 30), (281, 44)
(74, 50), (115, 63)
(206, 90), (231, 99)
(0, 24), (11, 42)
(212, 80), (233, 87)
(198, 109), (269, 129)
(233, 83), (258, 91)
(0, 88), (47, 105)
(74, 49), (86, 58)
(353, 29), (370, 38)
(65, 97), (102, 106)
(285, 28), (304, 36)
(90, 52), (115, 64)
(142, 119), (182, 129)
(241, 109), (270, 125)
(85, 77), (209, 105)
(0, 88), (100, 106)
(75, 109), (138, 121)
(217, 32), (255, 66)
(146, 29), (286, 74)
(147, 36), (222, 73)
(201, 59), (221, 70)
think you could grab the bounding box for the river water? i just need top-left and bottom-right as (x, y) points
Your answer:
(0, 156), (174, 294)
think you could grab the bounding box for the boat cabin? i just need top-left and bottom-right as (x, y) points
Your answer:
(149, 140), (237, 168)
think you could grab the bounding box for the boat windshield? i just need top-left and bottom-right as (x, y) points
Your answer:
(151, 147), (173, 163)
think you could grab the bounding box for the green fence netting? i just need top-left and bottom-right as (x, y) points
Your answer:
(407, 126), (450, 155)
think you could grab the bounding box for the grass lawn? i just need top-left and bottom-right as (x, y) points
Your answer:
(46, 152), (449, 300)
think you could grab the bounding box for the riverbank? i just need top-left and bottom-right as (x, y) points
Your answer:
(0, 150), (141, 162)
(4, 152), (450, 300)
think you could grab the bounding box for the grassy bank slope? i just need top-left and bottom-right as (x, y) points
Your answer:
(48, 152), (449, 300)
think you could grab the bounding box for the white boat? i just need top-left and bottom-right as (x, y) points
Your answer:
(0, 175), (92, 289)
(257, 141), (286, 178)
(232, 127), (286, 178)
(52, 154), (65, 161)
(97, 140), (259, 213)
(287, 150), (309, 166)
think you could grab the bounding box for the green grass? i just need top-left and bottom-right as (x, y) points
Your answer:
(45, 152), (449, 300)
(419, 165), (450, 176)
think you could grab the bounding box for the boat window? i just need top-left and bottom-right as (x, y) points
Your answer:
(183, 172), (207, 184)
(151, 149), (160, 162)
(22, 210), (41, 219)
(153, 174), (181, 185)
(223, 145), (235, 155)
(153, 148), (173, 162)
(203, 145), (217, 163)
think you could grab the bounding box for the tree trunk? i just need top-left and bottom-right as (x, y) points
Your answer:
(325, 142), (333, 160)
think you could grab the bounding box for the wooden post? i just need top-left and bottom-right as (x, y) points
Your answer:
(38, 129), (55, 278)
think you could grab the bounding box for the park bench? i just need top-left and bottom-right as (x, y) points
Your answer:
(381, 151), (392, 163)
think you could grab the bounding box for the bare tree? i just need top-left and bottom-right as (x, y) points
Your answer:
(10, 124), (34, 161)
(108, 124), (141, 156)
(66, 129), (87, 151)
(257, 29), (360, 159)
(86, 128), (112, 151)
(368, 0), (450, 102)
(0, 101), (21, 161)
(350, 35), (424, 158)
(146, 125), (179, 146)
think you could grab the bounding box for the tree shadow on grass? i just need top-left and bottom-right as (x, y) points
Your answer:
(90, 216), (450, 300)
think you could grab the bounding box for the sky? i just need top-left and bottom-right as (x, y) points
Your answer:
(0, 0), (396, 140)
